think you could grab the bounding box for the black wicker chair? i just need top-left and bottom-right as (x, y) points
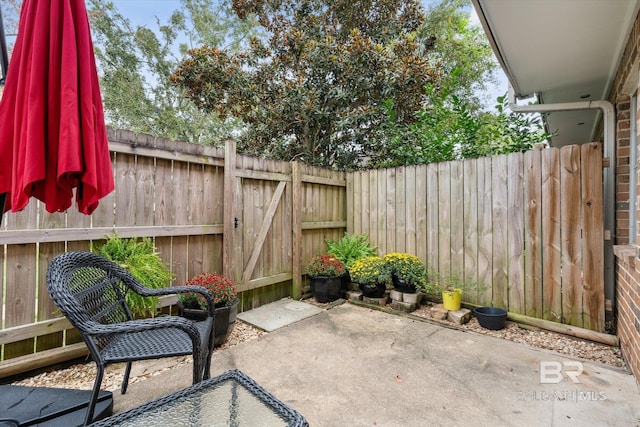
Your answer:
(46, 251), (216, 426)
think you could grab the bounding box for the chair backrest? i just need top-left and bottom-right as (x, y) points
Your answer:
(47, 251), (138, 333)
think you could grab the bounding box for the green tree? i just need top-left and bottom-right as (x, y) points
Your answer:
(87, 0), (257, 144)
(420, 0), (498, 109)
(370, 71), (552, 168)
(172, 0), (440, 169)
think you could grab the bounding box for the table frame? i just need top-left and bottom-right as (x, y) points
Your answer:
(88, 369), (308, 427)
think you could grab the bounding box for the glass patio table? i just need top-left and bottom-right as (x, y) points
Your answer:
(89, 370), (308, 427)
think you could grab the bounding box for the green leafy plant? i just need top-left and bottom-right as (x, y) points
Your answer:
(325, 234), (378, 270)
(91, 234), (174, 318)
(383, 253), (427, 288)
(178, 272), (237, 309)
(307, 254), (347, 278)
(349, 256), (391, 286)
(421, 268), (483, 296)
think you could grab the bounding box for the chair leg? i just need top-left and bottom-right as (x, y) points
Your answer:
(85, 363), (105, 426)
(193, 354), (203, 385)
(204, 347), (213, 380)
(121, 361), (132, 394)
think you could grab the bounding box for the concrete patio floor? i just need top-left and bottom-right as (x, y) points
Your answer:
(113, 301), (640, 426)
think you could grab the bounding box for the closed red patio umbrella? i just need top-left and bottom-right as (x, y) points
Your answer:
(0, 0), (114, 219)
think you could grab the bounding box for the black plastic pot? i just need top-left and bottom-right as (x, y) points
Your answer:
(311, 276), (342, 303)
(359, 281), (387, 298)
(392, 275), (417, 293)
(473, 307), (508, 330)
(178, 299), (238, 347)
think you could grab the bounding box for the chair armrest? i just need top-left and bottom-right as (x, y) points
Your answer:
(135, 285), (216, 316)
(83, 316), (203, 337)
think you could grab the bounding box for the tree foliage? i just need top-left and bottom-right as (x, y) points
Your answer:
(421, 0), (498, 109)
(172, 0), (440, 169)
(369, 70), (552, 168)
(87, 0), (257, 144)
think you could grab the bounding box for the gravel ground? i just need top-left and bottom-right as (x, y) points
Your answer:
(10, 321), (264, 391)
(411, 304), (627, 369)
(10, 301), (627, 390)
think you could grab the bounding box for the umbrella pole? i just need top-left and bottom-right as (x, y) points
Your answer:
(0, 3), (8, 85)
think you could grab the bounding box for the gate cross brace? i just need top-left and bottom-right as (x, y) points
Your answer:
(241, 180), (287, 285)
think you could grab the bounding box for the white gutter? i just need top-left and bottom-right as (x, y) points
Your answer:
(508, 87), (616, 317)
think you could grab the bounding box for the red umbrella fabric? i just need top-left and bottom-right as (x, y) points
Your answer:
(0, 0), (114, 215)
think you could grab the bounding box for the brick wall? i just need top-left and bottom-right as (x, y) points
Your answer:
(615, 256), (640, 379)
(611, 8), (640, 384)
(616, 95), (631, 245)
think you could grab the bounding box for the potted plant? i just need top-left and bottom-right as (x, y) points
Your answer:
(349, 256), (391, 298)
(177, 272), (239, 347)
(307, 253), (347, 302)
(383, 253), (426, 294)
(325, 233), (377, 290)
(421, 269), (480, 311)
(91, 233), (174, 318)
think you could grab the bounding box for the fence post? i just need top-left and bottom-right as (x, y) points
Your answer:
(223, 140), (236, 283)
(291, 161), (302, 299)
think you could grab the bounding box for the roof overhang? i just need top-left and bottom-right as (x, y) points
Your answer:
(472, 0), (640, 146)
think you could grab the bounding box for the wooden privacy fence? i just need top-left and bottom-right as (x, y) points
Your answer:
(347, 142), (605, 332)
(0, 129), (346, 377)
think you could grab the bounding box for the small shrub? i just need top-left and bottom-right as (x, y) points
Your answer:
(325, 233), (377, 270)
(349, 256), (391, 285)
(92, 234), (174, 318)
(179, 272), (237, 309)
(307, 253), (347, 278)
(383, 252), (426, 288)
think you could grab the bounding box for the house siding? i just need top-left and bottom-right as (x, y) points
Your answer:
(611, 7), (640, 383)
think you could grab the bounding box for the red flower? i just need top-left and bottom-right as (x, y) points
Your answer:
(179, 272), (237, 309)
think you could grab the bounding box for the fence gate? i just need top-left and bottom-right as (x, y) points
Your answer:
(223, 142), (294, 308)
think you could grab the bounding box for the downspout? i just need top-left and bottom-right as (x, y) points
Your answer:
(508, 87), (616, 324)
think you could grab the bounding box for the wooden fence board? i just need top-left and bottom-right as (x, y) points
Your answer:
(450, 160), (464, 276)
(136, 155), (155, 226)
(395, 167), (406, 253)
(415, 166), (428, 265)
(524, 149), (543, 318)
(581, 142), (604, 331)
(377, 169), (387, 255)
(366, 171), (376, 252)
(115, 152), (136, 227)
(492, 155), (509, 309)
(560, 145), (583, 327)
(542, 148), (562, 322)
(438, 162), (451, 276)
(477, 156), (493, 306)
(4, 244), (37, 359)
(405, 166), (417, 256)
(507, 153), (525, 314)
(463, 159), (479, 304)
(351, 172), (360, 234)
(385, 169), (396, 254)
(426, 163), (439, 270)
